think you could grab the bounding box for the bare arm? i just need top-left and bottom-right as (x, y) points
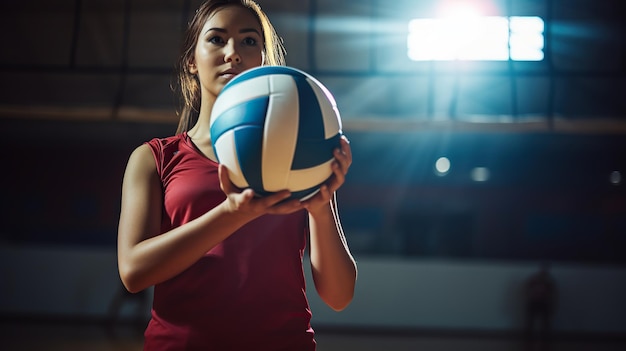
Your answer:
(117, 144), (303, 293)
(308, 194), (357, 311)
(304, 137), (357, 311)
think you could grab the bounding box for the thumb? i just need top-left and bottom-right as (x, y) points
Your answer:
(218, 164), (233, 193)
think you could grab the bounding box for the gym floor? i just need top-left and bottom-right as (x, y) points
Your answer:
(2, 319), (625, 351)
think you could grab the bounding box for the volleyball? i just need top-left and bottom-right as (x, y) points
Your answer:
(210, 66), (343, 200)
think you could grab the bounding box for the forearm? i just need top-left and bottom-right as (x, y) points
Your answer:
(119, 201), (255, 293)
(308, 198), (357, 311)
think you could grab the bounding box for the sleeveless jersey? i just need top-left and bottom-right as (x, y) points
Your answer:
(143, 132), (315, 351)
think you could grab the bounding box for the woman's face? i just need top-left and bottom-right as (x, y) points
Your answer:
(190, 5), (265, 100)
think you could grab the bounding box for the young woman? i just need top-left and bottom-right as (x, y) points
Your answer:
(116, 1), (357, 349)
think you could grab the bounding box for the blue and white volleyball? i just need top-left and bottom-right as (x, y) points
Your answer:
(210, 66), (343, 200)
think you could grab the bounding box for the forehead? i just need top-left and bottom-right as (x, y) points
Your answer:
(203, 5), (262, 34)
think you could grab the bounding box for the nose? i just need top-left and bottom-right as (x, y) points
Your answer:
(224, 40), (241, 63)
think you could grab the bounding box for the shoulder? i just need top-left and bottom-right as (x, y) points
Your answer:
(125, 134), (182, 180)
(125, 143), (158, 181)
(129, 143), (155, 163)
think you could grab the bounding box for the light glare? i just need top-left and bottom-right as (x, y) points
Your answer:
(407, 16), (544, 61)
(435, 157), (451, 176)
(471, 167), (490, 182)
(610, 171), (622, 185)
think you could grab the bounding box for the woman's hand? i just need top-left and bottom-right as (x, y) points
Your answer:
(218, 164), (304, 217)
(302, 135), (352, 214)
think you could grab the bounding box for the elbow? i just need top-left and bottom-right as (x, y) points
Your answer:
(320, 285), (355, 312)
(120, 273), (146, 294)
(118, 263), (148, 294)
(314, 266), (358, 312)
(326, 295), (353, 312)
(121, 281), (144, 295)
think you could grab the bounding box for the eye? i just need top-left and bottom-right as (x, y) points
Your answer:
(208, 36), (225, 44)
(242, 37), (258, 46)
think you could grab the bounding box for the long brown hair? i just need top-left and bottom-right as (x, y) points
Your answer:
(174, 0), (286, 134)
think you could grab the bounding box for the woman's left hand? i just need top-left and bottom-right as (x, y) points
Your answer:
(302, 135), (352, 214)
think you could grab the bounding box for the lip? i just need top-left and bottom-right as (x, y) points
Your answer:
(219, 69), (239, 79)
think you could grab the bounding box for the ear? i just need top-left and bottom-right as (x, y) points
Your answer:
(188, 58), (198, 75)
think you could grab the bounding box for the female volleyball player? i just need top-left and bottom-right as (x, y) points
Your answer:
(116, 0), (357, 349)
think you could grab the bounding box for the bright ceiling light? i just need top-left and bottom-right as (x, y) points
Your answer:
(408, 15), (544, 61)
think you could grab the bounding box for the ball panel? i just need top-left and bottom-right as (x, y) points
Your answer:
(213, 130), (249, 189)
(293, 75), (325, 140)
(261, 75), (300, 192)
(287, 158), (335, 191)
(233, 126), (265, 193)
(290, 75), (342, 171)
(211, 75), (272, 123)
(221, 66), (307, 94)
(210, 96), (269, 143)
(291, 132), (341, 170)
(305, 77), (342, 138)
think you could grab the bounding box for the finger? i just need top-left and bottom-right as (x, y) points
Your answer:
(301, 185), (331, 210)
(268, 198), (305, 214)
(317, 184), (332, 202)
(334, 139), (352, 172)
(240, 188), (256, 201)
(340, 135), (352, 164)
(333, 149), (349, 175)
(218, 164), (232, 193)
(260, 190), (295, 207)
(328, 161), (345, 191)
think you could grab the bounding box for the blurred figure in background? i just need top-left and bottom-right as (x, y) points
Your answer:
(524, 262), (558, 349)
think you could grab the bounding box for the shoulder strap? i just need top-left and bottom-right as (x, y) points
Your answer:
(145, 134), (183, 178)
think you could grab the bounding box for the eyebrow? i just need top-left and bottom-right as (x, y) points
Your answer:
(204, 28), (261, 36)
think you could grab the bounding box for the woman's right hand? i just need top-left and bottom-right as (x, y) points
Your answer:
(218, 164), (304, 216)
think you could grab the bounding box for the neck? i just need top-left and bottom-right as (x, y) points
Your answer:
(187, 94), (219, 161)
(188, 94), (216, 141)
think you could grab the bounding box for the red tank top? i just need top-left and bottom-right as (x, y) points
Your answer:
(143, 133), (315, 351)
